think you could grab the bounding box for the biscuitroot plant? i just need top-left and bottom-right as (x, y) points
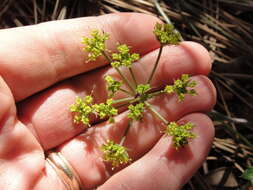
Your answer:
(70, 23), (198, 168)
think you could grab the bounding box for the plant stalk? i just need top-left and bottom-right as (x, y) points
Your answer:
(129, 67), (137, 88)
(102, 51), (136, 94)
(120, 120), (132, 146)
(149, 90), (165, 97)
(145, 102), (169, 125)
(119, 88), (133, 96)
(147, 45), (164, 84)
(114, 88), (166, 109)
(116, 67), (136, 94)
(112, 97), (135, 105)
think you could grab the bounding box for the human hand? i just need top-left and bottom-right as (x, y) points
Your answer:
(0, 13), (216, 190)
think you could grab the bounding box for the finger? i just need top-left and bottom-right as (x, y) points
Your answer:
(32, 162), (69, 190)
(0, 75), (16, 133)
(58, 76), (216, 189)
(0, 13), (160, 101)
(98, 113), (214, 190)
(0, 76), (44, 190)
(18, 42), (212, 150)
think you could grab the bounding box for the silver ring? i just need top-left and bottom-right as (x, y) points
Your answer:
(46, 152), (83, 190)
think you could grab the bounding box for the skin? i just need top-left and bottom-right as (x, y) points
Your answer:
(0, 13), (216, 190)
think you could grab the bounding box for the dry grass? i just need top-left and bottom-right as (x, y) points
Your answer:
(1, 0), (253, 189)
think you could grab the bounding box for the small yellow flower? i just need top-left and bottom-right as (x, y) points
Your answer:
(128, 103), (145, 121)
(105, 75), (122, 97)
(111, 44), (140, 68)
(82, 30), (109, 61)
(154, 23), (181, 45)
(101, 140), (131, 168)
(164, 74), (197, 101)
(165, 122), (196, 149)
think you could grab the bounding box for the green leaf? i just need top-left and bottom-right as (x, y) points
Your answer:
(241, 167), (253, 185)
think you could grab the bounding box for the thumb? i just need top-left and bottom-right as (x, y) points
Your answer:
(0, 76), (44, 190)
(0, 75), (16, 132)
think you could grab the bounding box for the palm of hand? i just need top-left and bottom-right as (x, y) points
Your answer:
(0, 13), (216, 190)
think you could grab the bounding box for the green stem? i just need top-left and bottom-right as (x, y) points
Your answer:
(115, 102), (131, 110)
(102, 51), (113, 63)
(119, 88), (133, 96)
(115, 67), (136, 94)
(147, 45), (164, 84)
(114, 97), (141, 110)
(114, 88), (165, 110)
(114, 85), (166, 110)
(149, 90), (165, 97)
(120, 120), (132, 146)
(145, 102), (169, 125)
(102, 51), (136, 94)
(112, 97), (135, 105)
(129, 67), (137, 88)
